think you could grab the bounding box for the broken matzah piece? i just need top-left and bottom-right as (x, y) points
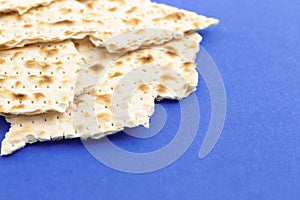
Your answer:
(0, 40), (83, 115)
(93, 34), (200, 133)
(1, 33), (201, 155)
(0, 0), (94, 50)
(1, 105), (77, 155)
(74, 32), (202, 94)
(0, 0), (218, 52)
(83, 0), (218, 52)
(0, 38), (112, 155)
(0, 0), (59, 14)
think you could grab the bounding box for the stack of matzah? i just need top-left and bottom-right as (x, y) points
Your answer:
(0, 0), (218, 155)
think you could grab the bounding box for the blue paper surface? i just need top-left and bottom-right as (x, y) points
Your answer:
(0, 0), (299, 199)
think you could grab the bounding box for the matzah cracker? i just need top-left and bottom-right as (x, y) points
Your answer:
(0, 0), (58, 14)
(0, 0), (217, 52)
(0, 41), (83, 115)
(74, 32), (201, 94)
(1, 34), (201, 155)
(1, 105), (77, 155)
(0, 0), (93, 50)
(84, 0), (218, 52)
(94, 36), (200, 133)
(1, 38), (110, 155)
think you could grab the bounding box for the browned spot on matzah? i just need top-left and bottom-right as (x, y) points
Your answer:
(38, 75), (53, 85)
(62, 80), (70, 85)
(44, 49), (59, 57)
(12, 104), (25, 110)
(165, 12), (185, 20)
(23, 24), (33, 28)
(25, 60), (50, 70)
(54, 20), (75, 26)
(15, 81), (22, 88)
(5, 39), (17, 45)
(64, 31), (73, 36)
(165, 46), (178, 54)
(0, 59), (6, 65)
(184, 30), (194, 35)
(139, 55), (154, 64)
(86, 2), (94, 9)
(156, 84), (168, 94)
(153, 12), (186, 22)
(56, 65), (63, 71)
(74, 97), (84, 105)
(109, 72), (123, 79)
(166, 51), (178, 57)
(183, 62), (195, 73)
(53, 61), (63, 65)
(96, 113), (111, 121)
(182, 62), (194, 69)
(115, 61), (123, 66)
(73, 42), (80, 49)
(13, 51), (23, 58)
(103, 31), (112, 36)
(33, 92), (45, 101)
(12, 93), (28, 101)
(135, 29), (146, 35)
(39, 130), (47, 136)
(193, 22), (200, 28)
(139, 84), (150, 94)
(0, 77), (7, 83)
(16, 15), (23, 21)
(183, 62), (193, 67)
(108, 7), (118, 12)
(122, 18), (142, 26)
(161, 74), (176, 81)
(60, 7), (73, 14)
(89, 64), (103, 73)
(125, 6), (138, 14)
(95, 94), (112, 103)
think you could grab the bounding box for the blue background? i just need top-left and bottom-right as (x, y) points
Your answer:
(0, 0), (299, 199)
